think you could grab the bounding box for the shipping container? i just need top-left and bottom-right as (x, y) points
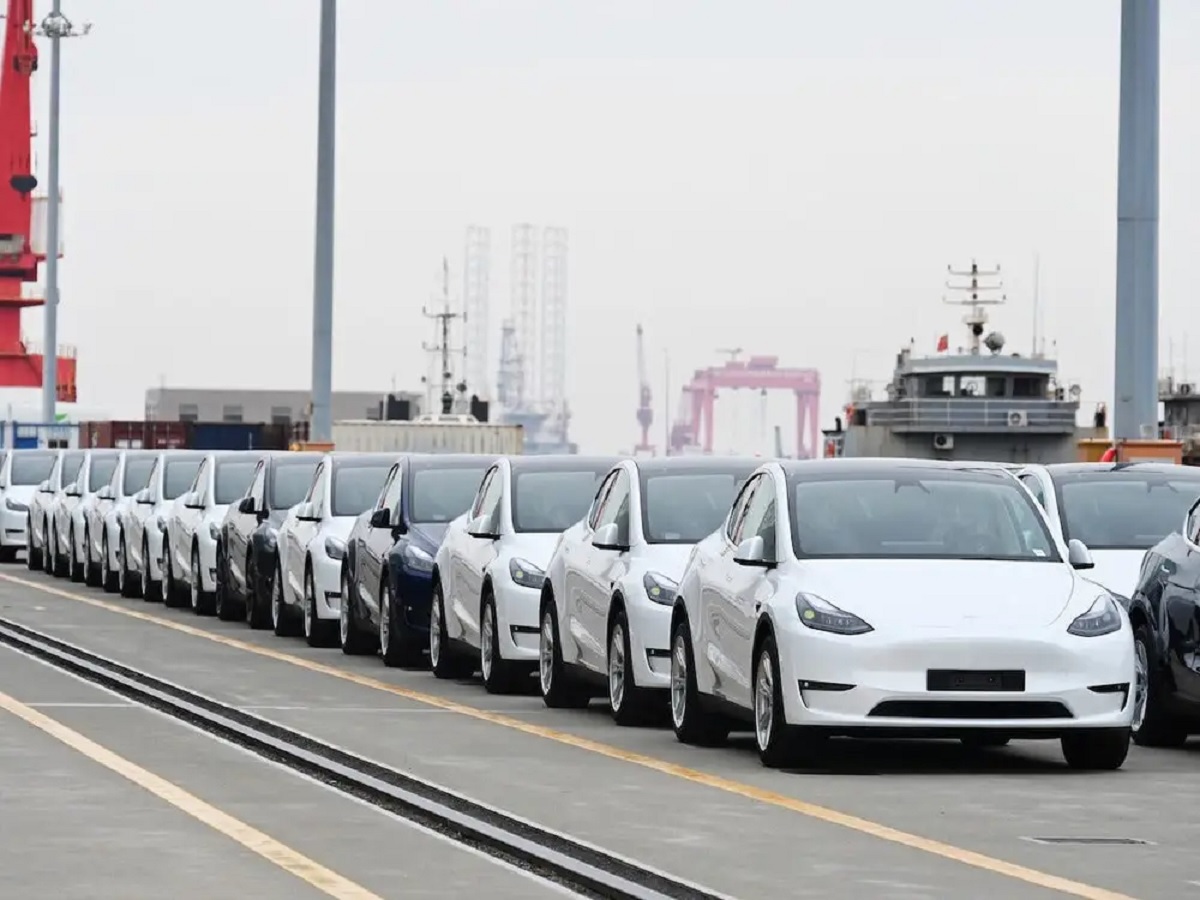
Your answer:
(330, 420), (524, 455)
(184, 421), (267, 451)
(1, 421), (81, 449)
(80, 420), (189, 450)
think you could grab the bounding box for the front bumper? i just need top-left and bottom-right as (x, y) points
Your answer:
(396, 566), (435, 635)
(0, 505), (28, 548)
(493, 581), (542, 661)
(625, 596), (673, 690)
(773, 619), (1136, 734)
(312, 553), (341, 620)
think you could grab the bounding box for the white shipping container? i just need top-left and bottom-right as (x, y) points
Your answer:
(331, 420), (524, 455)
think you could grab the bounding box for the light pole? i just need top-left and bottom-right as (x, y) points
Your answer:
(33, 4), (91, 427)
(310, 0), (336, 442)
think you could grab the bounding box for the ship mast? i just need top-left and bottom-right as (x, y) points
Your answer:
(943, 261), (1006, 355)
(421, 257), (466, 415)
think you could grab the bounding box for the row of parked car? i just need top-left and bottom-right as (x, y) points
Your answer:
(3, 446), (1200, 769)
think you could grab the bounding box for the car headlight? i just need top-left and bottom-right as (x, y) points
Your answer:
(324, 536), (346, 561)
(1067, 595), (1122, 637)
(794, 592), (873, 635)
(208, 522), (220, 541)
(403, 544), (434, 573)
(5, 497), (26, 512)
(642, 571), (678, 606)
(509, 557), (545, 589)
(155, 515), (166, 531)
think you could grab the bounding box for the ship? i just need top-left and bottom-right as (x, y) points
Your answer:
(823, 262), (1108, 464)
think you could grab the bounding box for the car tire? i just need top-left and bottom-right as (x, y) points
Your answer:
(538, 601), (591, 709)
(84, 527), (101, 587)
(214, 542), (238, 621)
(608, 606), (656, 726)
(119, 534), (140, 598)
(430, 581), (474, 680)
(101, 533), (118, 593)
(480, 591), (520, 695)
(380, 579), (425, 668)
(669, 615), (729, 746)
(190, 544), (214, 615)
(753, 631), (823, 768)
(303, 565), (338, 648)
(339, 566), (376, 655)
(246, 552), (271, 630)
(271, 561), (299, 637)
(1061, 727), (1131, 771)
(69, 527), (85, 583)
(25, 515), (41, 570)
(1131, 624), (1188, 748)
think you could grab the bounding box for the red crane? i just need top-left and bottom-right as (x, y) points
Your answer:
(669, 354), (821, 458)
(633, 323), (655, 455)
(0, 0), (76, 402)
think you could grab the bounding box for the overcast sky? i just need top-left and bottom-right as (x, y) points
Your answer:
(15, 0), (1200, 454)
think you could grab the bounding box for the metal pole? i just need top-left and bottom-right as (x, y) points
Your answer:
(40, 0), (65, 425)
(1113, 0), (1160, 441)
(310, 0), (336, 442)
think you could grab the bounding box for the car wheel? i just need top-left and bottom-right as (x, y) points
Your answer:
(1061, 728), (1131, 770)
(480, 592), (519, 694)
(339, 566), (375, 655)
(669, 616), (729, 746)
(608, 606), (656, 726)
(1131, 624), (1188, 747)
(271, 562), (298, 637)
(753, 632), (822, 768)
(304, 565), (337, 648)
(101, 533), (118, 593)
(430, 582), (473, 680)
(190, 545), (214, 615)
(69, 527), (85, 583)
(537, 602), (590, 708)
(379, 579), (423, 668)
(26, 514), (41, 570)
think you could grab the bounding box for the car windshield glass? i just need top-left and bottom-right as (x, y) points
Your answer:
(163, 459), (201, 500)
(411, 467), (487, 523)
(60, 453), (84, 486)
(332, 465), (391, 517)
(790, 471), (1060, 561)
(122, 458), (156, 495)
(10, 453), (55, 485)
(271, 461), (319, 509)
(513, 469), (609, 532)
(214, 460), (259, 505)
(87, 457), (118, 492)
(643, 473), (747, 543)
(1058, 472), (1200, 549)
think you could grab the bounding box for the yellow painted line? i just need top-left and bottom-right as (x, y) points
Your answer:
(0, 687), (381, 900)
(0, 572), (1136, 900)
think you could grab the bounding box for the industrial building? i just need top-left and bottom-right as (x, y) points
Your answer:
(144, 387), (423, 425)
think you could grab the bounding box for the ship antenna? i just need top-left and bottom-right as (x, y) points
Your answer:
(944, 260), (1005, 355)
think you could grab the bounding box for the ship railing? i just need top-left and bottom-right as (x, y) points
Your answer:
(865, 398), (1079, 431)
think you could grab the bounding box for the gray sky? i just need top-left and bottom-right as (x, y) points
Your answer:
(19, 0), (1200, 454)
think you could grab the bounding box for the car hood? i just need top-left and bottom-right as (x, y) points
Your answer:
(267, 508), (288, 528)
(504, 532), (561, 569)
(641, 544), (697, 583)
(4, 484), (35, 505)
(1080, 549), (1146, 600)
(409, 522), (449, 552)
(797, 559), (1080, 630)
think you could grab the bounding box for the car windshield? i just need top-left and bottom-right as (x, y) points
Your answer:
(332, 465), (391, 517)
(122, 458), (156, 495)
(1057, 471), (1200, 549)
(271, 461), (319, 509)
(214, 460), (259, 505)
(60, 452), (84, 487)
(10, 453), (56, 485)
(411, 467), (487, 523)
(513, 469), (610, 532)
(86, 457), (119, 493)
(163, 459), (201, 500)
(643, 472), (748, 543)
(790, 471), (1060, 561)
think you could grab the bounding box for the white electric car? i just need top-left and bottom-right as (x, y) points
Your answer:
(85, 450), (159, 593)
(538, 456), (759, 722)
(164, 450), (262, 614)
(1015, 462), (1200, 601)
(0, 449), (58, 561)
(51, 450), (121, 583)
(432, 455), (618, 692)
(274, 452), (396, 646)
(29, 449), (83, 573)
(668, 458), (1135, 771)
(122, 450), (206, 602)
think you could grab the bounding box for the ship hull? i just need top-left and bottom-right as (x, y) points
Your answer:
(837, 425), (1106, 465)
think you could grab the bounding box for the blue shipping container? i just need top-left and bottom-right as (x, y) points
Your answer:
(5, 421), (81, 449)
(186, 422), (267, 451)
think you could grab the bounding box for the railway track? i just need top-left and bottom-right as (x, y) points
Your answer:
(0, 616), (734, 900)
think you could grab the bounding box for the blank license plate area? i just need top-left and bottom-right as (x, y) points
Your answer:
(926, 669), (1025, 691)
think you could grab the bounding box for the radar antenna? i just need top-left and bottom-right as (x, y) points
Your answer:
(944, 261), (1006, 355)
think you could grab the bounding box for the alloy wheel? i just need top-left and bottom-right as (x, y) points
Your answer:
(303, 573), (313, 638)
(539, 611), (555, 696)
(380, 584), (391, 655)
(481, 602), (495, 682)
(670, 632), (688, 729)
(1132, 638), (1149, 733)
(271, 574), (283, 629)
(190, 549), (201, 609)
(339, 571), (351, 646)
(754, 649), (775, 752)
(430, 592), (442, 667)
(609, 624), (626, 712)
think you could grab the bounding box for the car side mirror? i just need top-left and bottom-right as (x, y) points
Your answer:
(237, 496), (257, 515)
(96, 486), (113, 501)
(135, 489), (153, 505)
(64, 481), (81, 497)
(734, 535), (776, 568)
(184, 492), (205, 510)
(37, 479), (51, 493)
(1067, 538), (1094, 571)
(296, 503), (320, 522)
(369, 507), (390, 529)
(1158, 556), (1178, 578)
(592, 521), (629, 552)
(467, 513), (499, 539)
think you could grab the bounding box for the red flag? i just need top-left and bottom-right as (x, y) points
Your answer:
(936, 333), (949, 352)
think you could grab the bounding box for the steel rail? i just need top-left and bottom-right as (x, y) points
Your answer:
(0, 616), (733, 900)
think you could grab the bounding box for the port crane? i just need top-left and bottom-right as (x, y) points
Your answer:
(633, 324), (655, 456)
(0, 0), (76, 401)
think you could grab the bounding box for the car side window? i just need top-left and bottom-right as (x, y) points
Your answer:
(378, 464), (400, 510)
(144, 457), (161, 497)
(469, 468), (496, 518)
(587, 472), (618, 530)
(595, 470), (631, 543)
(191, 460), (209, 502)
(1188, 500), (1200, 545)
(309, 464), (329, 516)
(1020, 473), (1046, 509)
(248, 461), (266, 506)
(735, 476), (777, 557)
(725, 476), (758, 543)
(477, 467), (505, 523)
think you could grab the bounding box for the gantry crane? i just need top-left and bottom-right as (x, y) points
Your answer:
(0, 0), (76, 401)
(633, 324), (655, 456)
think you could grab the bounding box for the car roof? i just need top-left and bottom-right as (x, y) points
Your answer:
(405, 453), (498, 472)
(507, 455), (620, 473)
(777, 457), (1022, 479)
(633, 455), (764, 476)
(327, 452), (399, 468)
(1042, 462), (1200, 478)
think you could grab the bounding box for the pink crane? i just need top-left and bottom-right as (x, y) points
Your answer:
(634, 324), (655, 455)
